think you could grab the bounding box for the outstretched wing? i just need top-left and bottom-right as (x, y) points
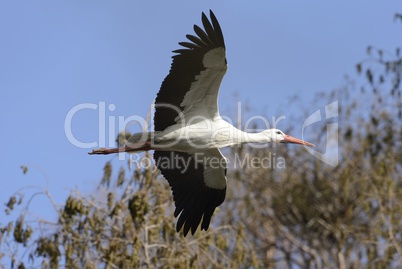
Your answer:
(154, 10), (227, 132)
(154, 148), (227, 236)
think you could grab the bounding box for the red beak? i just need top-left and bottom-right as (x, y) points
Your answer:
(281, 134), (315, 147)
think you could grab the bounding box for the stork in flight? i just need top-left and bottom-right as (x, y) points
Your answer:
(90, 10), (314, 236)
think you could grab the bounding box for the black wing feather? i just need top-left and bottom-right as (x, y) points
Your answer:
(186, 34), (208, 48)
(201, 12), (218, 44)
(193, 25), (213, 46)
(209, 11), (225, 47)
(178, 41), (199, 49)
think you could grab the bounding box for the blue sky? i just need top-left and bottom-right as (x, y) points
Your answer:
(1, 1), (401, 223)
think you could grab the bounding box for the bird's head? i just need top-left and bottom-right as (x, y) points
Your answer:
(263, 129), (314, 147)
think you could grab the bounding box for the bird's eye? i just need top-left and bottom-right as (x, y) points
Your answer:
(276, 131), (281, 135)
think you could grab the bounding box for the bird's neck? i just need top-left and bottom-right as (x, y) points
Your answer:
(241, 131), (272, 144)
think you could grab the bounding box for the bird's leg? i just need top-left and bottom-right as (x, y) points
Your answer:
(88, 141), (152, 155)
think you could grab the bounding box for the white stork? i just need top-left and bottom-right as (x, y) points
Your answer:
(90, 10), (314, 236)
